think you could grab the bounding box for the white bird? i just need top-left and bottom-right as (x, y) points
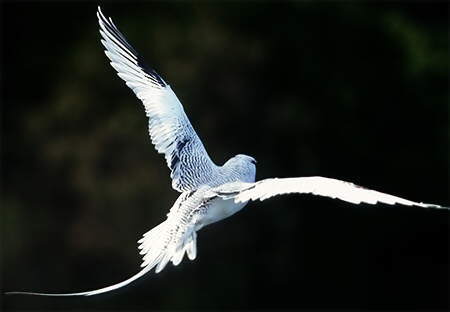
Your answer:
(6, 6), (448, 297)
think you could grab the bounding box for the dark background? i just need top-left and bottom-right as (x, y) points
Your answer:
(1, 1), (448, 311)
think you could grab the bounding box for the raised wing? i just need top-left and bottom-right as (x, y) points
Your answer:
(215, 177), (448, 209)
(97, 7), (217, 192)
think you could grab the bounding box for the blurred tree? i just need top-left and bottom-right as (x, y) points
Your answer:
(1, 1), (448, 311)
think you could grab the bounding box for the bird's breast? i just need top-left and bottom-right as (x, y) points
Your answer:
(197, 198), (248, 229)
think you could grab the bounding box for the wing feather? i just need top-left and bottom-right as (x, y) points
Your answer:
(218, 177), (447, 209)
(97, 7), (217, 192)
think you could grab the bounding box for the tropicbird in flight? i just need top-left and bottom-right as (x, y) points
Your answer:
(6, 6), (448, 297)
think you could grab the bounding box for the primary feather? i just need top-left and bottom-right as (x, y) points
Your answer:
(98, 6), (217, 192)
(214, 176), (447, 209)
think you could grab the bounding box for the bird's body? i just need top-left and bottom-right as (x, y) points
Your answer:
(5, 6), (448, 298)
(164, 153), (256, 231)
(139, 154), (256, 268)
(148, 188), (249, 266)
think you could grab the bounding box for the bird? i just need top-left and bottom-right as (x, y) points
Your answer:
(6, 6), (448, 297)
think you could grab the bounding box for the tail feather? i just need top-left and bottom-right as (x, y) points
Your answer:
(5, 219), (198, 297)
(170, 231), (197, 266)
(155, 252), (173, 273)
(155, 231), (198, 272)
(171, 246), (186, 266)
(186, 231), (197, 260)
(5, 266), (152, 297)
(138, 221), (167, 255)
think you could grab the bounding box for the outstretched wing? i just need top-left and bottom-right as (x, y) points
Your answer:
(215, 177), (448, 209)
(97, 7), (217, 192)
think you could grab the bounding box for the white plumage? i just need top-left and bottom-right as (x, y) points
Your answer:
(6, 6), (447, 298)
(98, 6), (217, 192)
(214, 177), (445, 209)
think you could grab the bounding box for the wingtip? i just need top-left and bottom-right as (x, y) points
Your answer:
(423, 203), (450, 210)
(97, 5), (108, 24)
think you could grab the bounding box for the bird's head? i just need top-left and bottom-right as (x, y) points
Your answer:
(235, 154), (257, 165)
(224, 154), (256, 183)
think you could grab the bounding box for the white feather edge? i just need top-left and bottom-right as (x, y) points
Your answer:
(218, 177), (447, 209)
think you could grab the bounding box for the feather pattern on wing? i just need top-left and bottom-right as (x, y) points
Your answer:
(215, 177), (447, 209)
(97, 7), (217, 192)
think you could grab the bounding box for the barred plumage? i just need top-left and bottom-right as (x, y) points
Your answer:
(98, 6), (218, 193)
(5, 6), (447, 298)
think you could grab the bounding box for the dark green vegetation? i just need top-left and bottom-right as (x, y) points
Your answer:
(2, 2), (448, 311)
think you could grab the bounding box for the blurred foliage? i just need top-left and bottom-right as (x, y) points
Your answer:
(1, 1), (448, 311)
